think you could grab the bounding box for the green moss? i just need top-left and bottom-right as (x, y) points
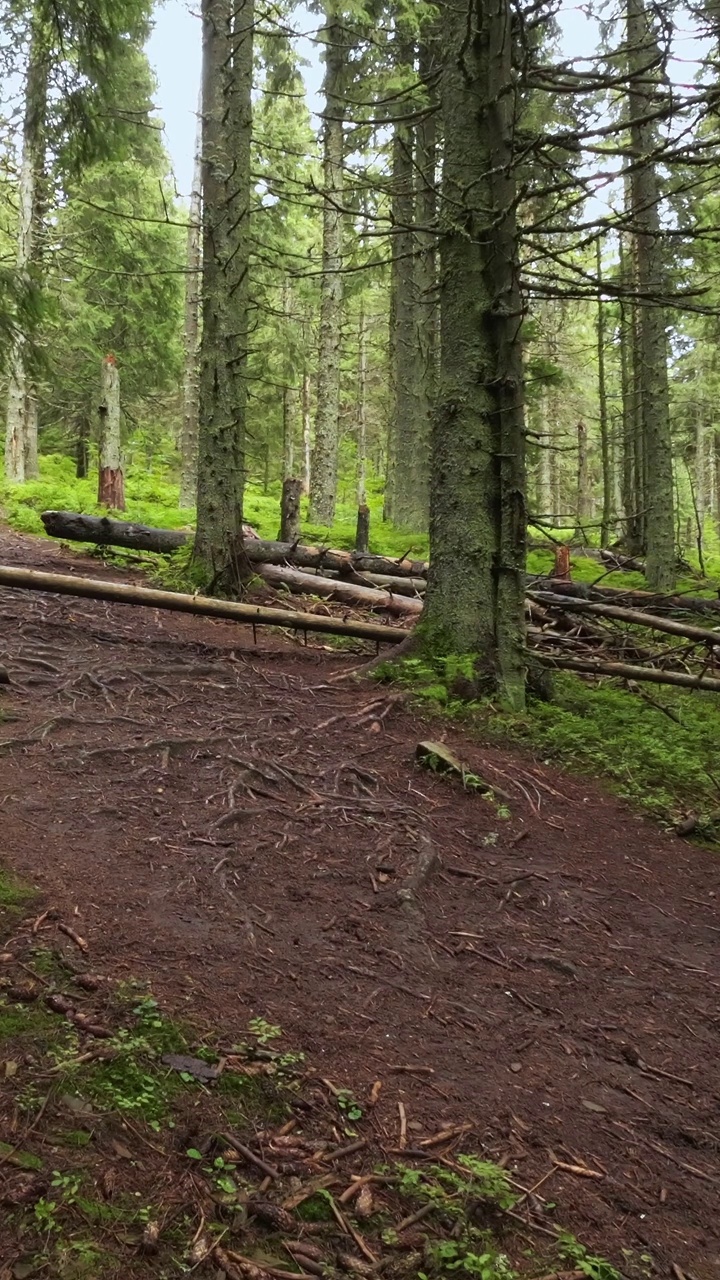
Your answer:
(0, 1140), (44, 1169)
(0, 866), (36, 913)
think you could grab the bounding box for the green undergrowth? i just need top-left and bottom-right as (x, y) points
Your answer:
(0, 863), (633, 1279)
(378, 656), (720, 831)
(0, 454), (430, 560)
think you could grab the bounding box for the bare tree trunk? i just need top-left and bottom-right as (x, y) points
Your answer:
(309, 8), (345, 526)
(357, 306), (368, 505)
(536, 388), (552, 521)
(194, 0), (254, 588)
(387, 37), (425, 530)
(619, 231), (643, 555)
(575, 420), (591, 534)
(98, 355), (124, 510)
(596, 240), (613, 546)
(179, 108), (203, 509)
(278, 477), (302, 542)
(302, 368), (311, 495)
(281, 281), (297, 481)
(627, 0), (675, 589)
(5, 11), (47, 483)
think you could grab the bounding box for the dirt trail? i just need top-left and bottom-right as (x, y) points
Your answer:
(1, 526), (719, 1277)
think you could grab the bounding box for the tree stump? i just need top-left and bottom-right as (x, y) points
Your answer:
(553, 544), (571, 581)
(278, 477), (302, 543)
(355, 503), (370, 553)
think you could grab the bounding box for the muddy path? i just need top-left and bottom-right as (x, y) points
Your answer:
(1, 526), (719, 1277)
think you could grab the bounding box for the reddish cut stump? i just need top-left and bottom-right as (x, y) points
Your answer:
(553, 544), (571, 580)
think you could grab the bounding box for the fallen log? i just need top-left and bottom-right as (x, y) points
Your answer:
(535, 577), (720, 616)
(537, 654), (720, 693)
(530, 591), (720, 648)
(0, 565), (408, 646)
(40, 511), (429, 580)
(259, 563), (422, 617)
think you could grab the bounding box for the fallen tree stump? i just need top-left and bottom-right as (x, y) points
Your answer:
(0, 565), (408, 646)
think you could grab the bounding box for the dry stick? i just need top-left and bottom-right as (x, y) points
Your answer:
(398, 1101), (408, 1150)
(537, 654), (720, 693)
(222, 1134), (280, 1180)
(396, 1201), (435, 1232)
(0, 565), (408, 647)
(324, 1138), (368, 1161)
(530, 590), (720, 647)
(327, 1194), (378, 1264)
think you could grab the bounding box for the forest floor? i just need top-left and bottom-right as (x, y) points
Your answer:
(1, 525), (719, 1280)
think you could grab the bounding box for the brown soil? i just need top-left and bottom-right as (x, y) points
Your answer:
(1, 527), (720, 1277)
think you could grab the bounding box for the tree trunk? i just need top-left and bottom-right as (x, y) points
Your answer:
(4, 11), (48, 484)
(302, 368), (312, 496)
(309, 8), (345, 526)
(281, 279), (297, 481)
(278, 477), (302, 543)
(535, 388), (552, 522)
(422, 0), (527, 708)
(627, 0), (675, 590)
(0, 564), (408, 647)
(355, 503), (370, 553)
(179, 109), (203, 509)
(387, 37), (426, 530)
(413, 35), (438, 532)
(259, 563), (422, 616)
(194, 0), (254, 589)
(97, 355), (124, 510)
(596, 240), (613, 546)
(76, 417), (90, 479)
(357, 306), (368, 505)
(575, 420), (591, 534)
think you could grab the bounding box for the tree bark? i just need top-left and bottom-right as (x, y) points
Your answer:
(413, 36), (438, 531)
(422, 0), (527, 708)
(194, 0), (254, 589)
(278, 477), (302, 543)
(355, 503), (370, 554)
(596, 241), (614, 546)
(309, 8), (345, 526)
(178, 108), (203, 509)
(627, 0), (675, 590)
(575, 420), (591, 533)
(98, 355), (124, 510)
(357, 305), (368, 505)
(5, 10), (48, 484)
(387, 37), (425, 530)
(302, 368), (312, 496)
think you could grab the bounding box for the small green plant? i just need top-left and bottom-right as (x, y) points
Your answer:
(426, 1239), (518, 1279)
(50, 1169), (83, 1204)
(34, 1195), (60, 1232)
(556, 1231), (621, 1280)
(336, 1088), (363, 1122)
(248, 1017), (283, 1044)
